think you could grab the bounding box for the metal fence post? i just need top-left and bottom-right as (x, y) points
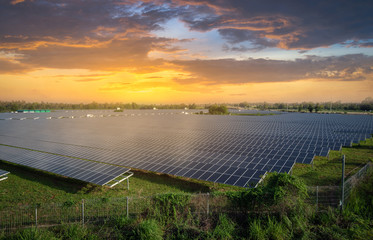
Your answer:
(127, 178), (129, 190)
(341, 155), (345, 212)
(206, 193), (210, 215)
(82, 199), (85, 226)
(316, 186), (319, 210)
(35, 205), (38, 228)
(126, 197), (129, 218)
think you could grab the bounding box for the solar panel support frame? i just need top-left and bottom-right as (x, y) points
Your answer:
(104, 171), (134, 189)
(0, 176), (8, 181)
(0, 170), (9, 181)
(250, 171), (267, 188)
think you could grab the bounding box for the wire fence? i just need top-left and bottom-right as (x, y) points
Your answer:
(1, 162), (371, 233)
(344, 162), (372, 201)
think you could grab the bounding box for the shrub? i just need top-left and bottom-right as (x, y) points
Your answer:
(208, 105), (228, 115)
(227, 173), (308, 212)
(152, 193), (191, 222)
(135, 219), (163, 240)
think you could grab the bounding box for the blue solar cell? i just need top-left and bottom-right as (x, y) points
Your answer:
(216, 165), (229, 174)
(199, 171), (213, 181)
(216, 174), (230, 184)
(225, 175), (240, 185)
(207, 173), (222, 182)
(225, 166), (238, 175)
(190, 170), (205, 179)
(235, 177), (250, 187)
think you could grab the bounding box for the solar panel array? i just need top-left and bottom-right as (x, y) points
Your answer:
(0, 110), (372, 187)
(0, 144), (130, 186)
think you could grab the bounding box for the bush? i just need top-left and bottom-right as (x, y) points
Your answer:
(208, 105), (228, 115)
(226, 173), (308, 212)
(152, 193), (191, 222)
(135, 219), (163, 240)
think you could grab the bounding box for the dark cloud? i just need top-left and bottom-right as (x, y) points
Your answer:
(175, 0), (373, 50)
(172, 54), (373, 84)
(1, 0), (372, 52)
(0, 0), (181, 50)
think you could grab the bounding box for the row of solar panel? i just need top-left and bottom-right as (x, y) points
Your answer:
(0, 135), (301, 172)
(0, 145), (129, 186)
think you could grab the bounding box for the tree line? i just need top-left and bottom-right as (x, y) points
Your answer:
(1, 98), (372, 113)
(237, 97), (373, 112)
(0, 101), (198, 112)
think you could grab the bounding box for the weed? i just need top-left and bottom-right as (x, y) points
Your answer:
(249, 219), (265, 240)
(10, 227), (57, 240)
(210, 214), (236, 239)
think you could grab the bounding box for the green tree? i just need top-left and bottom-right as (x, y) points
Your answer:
(308, 104), (314, 113)
(360, 97), (373, 111)
(208, 105), (228, 115)
(297, 104), (303, 112)
(315, 103), (322, 113)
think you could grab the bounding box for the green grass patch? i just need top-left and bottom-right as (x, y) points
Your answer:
(293, 137), (373, 186)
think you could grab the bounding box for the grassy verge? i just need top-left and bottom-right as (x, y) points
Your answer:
(0, 160), (239, 210)
(293, 137), (373, 186)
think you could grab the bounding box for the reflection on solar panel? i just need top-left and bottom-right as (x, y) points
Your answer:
(0, 110), (372, 187)
(0, 145), (130, 186)
(0, 169), (9, 181)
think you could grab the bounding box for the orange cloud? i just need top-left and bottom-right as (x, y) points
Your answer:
(10, 0), (24, 5)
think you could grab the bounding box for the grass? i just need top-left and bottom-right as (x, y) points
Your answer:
(0, 161), (239, 210)
(293, 137), (373, 186)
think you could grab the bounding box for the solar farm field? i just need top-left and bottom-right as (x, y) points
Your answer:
(0, 109), (372, 190)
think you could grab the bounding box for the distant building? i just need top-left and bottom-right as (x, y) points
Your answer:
(17, 109), (51, 113)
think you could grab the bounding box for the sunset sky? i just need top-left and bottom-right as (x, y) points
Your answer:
(1, 0), (373, 104)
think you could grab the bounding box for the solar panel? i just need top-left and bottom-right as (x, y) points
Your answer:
(0, 145), (130, 186)
(0, 110), (372, 188)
